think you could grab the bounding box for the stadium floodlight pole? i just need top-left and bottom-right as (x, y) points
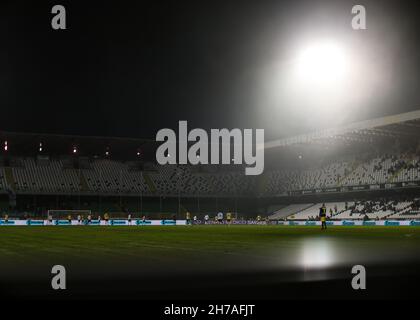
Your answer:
(99, 192), (102, 214)
(177, 169), (181, 218)
(140, 190), (143, 216)
(178, 194), (181, 218)
(32, 194), (36, 218)
(119, 169), (122, 210)
(235, 196), (237, 217)
(234, 184), (237, 217)
(99, 168), (102, 215)
(78, 168), (81, 210)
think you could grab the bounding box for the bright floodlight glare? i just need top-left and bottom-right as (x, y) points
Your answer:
(300, 239), (334, 269)
(295, 40), (348, 86)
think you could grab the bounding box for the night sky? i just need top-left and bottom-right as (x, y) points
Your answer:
(1, 0), (420, 140)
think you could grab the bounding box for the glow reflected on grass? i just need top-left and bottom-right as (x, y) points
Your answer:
(300, 238), (335, 269)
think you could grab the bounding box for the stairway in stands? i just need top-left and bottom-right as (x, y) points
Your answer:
(142, 172), (156, 193)
(387, 153), (413, 183)
(337, 159), (360, 186)
(257, 173), (270, 195)
(79, 171), (90, 192)
(269, 203), (314, 220)
(4, 167), (16, 191)
(387, 167), (405, 183)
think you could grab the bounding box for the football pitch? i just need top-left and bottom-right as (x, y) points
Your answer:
(1, 225), (420, 299)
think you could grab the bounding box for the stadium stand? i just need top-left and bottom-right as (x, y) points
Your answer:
(12, 158), (81, 193)
(83, 159), (148, 194)
(0, 168), (7, 192)
(2, 157), (258, 197)
(148, 164), (257, 196)
(269, 203), (314, 220)
(287, 202), (351, 220)
(2, 109), (420, 219)
(276, 199), (418, 221)
(333, 201), (393, 220)
(387, 198), (420, 219)
(1, 152), (420, 220)
(263, 153), (420, 195)
(1, 153), (420, 198)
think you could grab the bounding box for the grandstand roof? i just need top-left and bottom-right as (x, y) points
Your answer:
(265, 109), (420, 149)
(0, 131), (157, 160)
(3, 109), (420, 159)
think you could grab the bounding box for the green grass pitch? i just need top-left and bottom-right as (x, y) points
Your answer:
(1, 225), (420, 299)
(1, 225), (420, 267)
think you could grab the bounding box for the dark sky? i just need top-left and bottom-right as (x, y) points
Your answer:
(1, 0), (420, 140)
